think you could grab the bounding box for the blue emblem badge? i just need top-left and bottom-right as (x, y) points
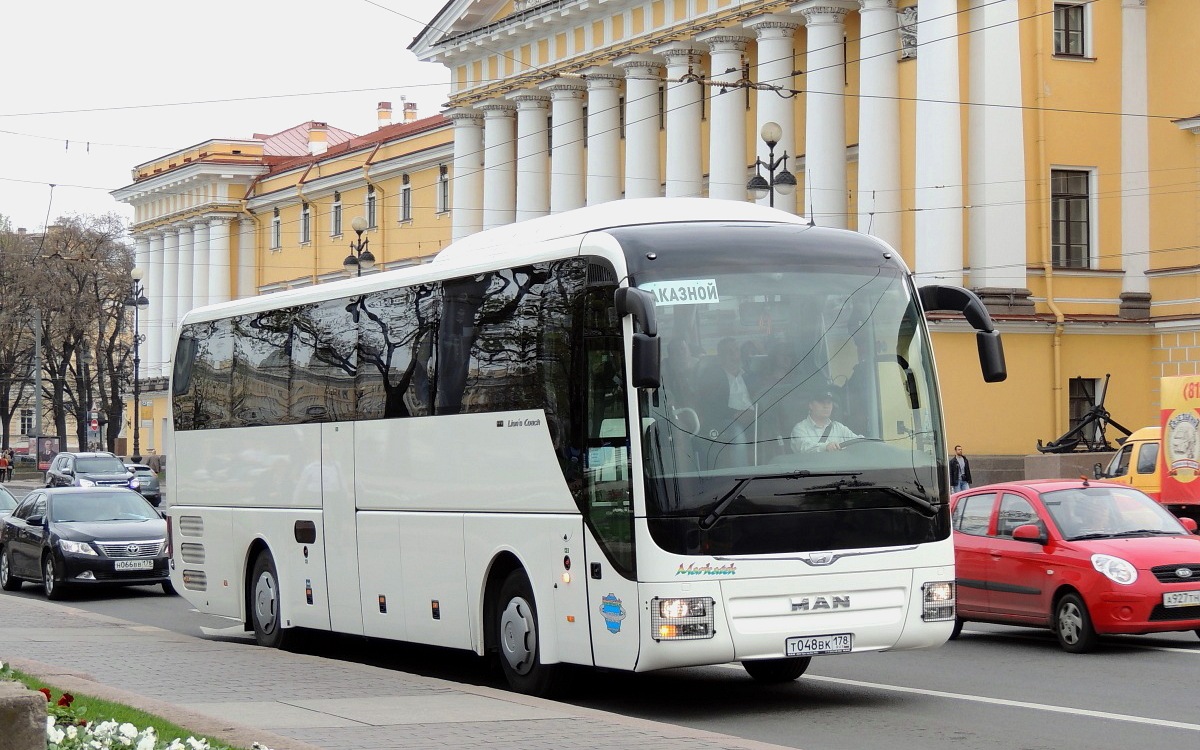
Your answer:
(599, 593), (626, 634)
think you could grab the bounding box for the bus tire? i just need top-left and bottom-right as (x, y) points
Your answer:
(742, 657), (811, 683)
(496, 569), (559, 696)
(250, 551), (292, 649)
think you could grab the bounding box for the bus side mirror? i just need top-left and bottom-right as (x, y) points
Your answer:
(919, 284), (1007, 383)
(616, 287), (661, 388)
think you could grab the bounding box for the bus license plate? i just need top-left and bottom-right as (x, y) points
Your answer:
(786, 633), (852, 656)
(114, 560), (153, 571)
(1163, 590), (1200, 608)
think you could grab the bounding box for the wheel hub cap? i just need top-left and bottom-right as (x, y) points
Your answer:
(254, 574), (278, 634)
(500, 597), (535, 674)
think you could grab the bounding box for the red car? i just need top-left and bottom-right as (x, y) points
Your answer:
(950, 478), (1200, 652)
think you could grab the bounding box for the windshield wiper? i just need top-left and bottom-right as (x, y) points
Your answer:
(1114, 529), (1179, 536)
(699, 471), (863, 529)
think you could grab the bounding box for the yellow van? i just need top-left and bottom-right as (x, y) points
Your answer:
(1096, 426), (1161, 500)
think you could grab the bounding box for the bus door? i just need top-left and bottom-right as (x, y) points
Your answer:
(580, 335), (641, 670)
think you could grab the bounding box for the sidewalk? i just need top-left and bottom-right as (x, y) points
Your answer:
(0, 594), (793, 750)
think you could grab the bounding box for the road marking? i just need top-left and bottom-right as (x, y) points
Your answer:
(716, 663), (1200, 731)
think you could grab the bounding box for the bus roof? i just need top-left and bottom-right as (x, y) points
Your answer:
(432, 197), (811, 266)
(178, 198), (812, 326)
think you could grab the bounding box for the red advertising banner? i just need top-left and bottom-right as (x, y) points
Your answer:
(1160, 376), (1200, 505)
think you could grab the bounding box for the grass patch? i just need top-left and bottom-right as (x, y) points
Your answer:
(7, 667), (247, 750)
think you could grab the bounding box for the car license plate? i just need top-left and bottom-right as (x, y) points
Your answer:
(785, 633), (852, 656)
(114, 560), (153, 571)
(1163, 590), (1200, 608)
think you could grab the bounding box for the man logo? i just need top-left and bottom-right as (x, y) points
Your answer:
(791, 595), (850, 612)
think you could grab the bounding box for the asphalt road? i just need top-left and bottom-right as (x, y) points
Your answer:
(5, 584), (1199, 750)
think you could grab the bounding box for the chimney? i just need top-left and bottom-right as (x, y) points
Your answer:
(377, 101), (393, 129)
(403, 100), (418, 122)
(17, 227), (26, 235)
(308, 122), (328, 156)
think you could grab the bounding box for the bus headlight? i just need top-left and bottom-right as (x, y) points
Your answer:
(651, 597), (715, 640)
(922, 581), (955, 621)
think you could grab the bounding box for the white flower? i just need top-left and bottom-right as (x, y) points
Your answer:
(137, 733), (158, 750)
(67, 725), (79, 740)
(120, 722), (139, 738)
(47, 724), (65, 744)
(166, 741), (187, 750)
(185, 737), (209, 750)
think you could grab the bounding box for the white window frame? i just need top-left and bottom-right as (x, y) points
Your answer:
(1053, 2), (1092, 59)
(331, 191), (343, 236)
(300, 202), (311, 244)
(270, 208), (282, 250)
(400, 174), (412, 222)
(366, 186), (377, 229)
(20, 408), (33, 436)
(437, 165), (449, 214)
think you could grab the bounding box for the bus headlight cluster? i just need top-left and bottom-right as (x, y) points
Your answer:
(651, 597), (715, 640)
(922, 581), (955, 622)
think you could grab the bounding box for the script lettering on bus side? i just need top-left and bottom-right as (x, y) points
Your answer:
(500, 418), (543, 427)
(675, 562), (737, 576)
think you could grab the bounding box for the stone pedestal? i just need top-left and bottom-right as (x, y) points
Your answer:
(1119, 292), (1151, 320)
(0, 680), (48, 750)
(973, 287), (1036, 316)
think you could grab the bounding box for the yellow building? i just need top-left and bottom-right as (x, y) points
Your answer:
(406, 0), (1200, 466)
(112, 102), (454, 456)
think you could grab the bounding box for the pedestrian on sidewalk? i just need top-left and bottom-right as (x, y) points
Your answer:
(950, 444), (972, 492)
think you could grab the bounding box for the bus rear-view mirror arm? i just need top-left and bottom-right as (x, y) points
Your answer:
(615, 287), (661, 388)
(918, 284), (1007, 383)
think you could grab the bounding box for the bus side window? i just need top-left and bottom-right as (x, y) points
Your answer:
(583, 342), (634, 576)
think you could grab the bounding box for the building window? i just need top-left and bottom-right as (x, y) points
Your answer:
(300, 202), (311, 244)
(1068, 377), (1104, 446)
(366, 186), (377, 228)
(401, 174), (412, 222)
(547, 113), (553, 151)
(658, 84), (665, 130)
(332, 191), (342, 236)
(619, 96), (626, 139)
(1054, 3), (1086, 57)
(270, 208), (281, 249)
(1051, 169), (1091, 268)
(20, 408), (32, 436)
(437, 165), (449, 214)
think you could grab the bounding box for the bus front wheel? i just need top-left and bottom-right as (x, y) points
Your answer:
(250, 552), (292, 649)
(496, 570), (560, 696)
(742, 657), (811, 683)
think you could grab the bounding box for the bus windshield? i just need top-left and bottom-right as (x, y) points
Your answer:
(632, 245), (946, 555)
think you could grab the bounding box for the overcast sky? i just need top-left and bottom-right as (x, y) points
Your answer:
(0, 0), (450, 233)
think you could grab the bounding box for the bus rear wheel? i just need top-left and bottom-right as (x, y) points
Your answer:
(496, 570), (560, 696)
(742, 657), (811, 683)
(250, 552), (293, 649)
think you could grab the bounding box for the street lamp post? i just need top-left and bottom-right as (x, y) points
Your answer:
(746, 121), (797, 208)
(125, 268), (150, 463)
(342, 216), (376, 277)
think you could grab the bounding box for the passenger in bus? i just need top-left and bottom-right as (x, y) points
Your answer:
(662, 338), (699, 405)
(791, 389), (861, 453)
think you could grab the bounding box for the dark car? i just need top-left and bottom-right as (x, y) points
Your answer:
(125, 464), (161, 506)
(45, 452), (139, 493)
(0, 487), (172, 599)
(950, 479), (1200, 652)
(0, 485), (16, 518)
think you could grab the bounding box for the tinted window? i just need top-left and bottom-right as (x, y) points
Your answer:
(955, 494), (995, 536)
(175, 319), (234, 429)
(75, 456), (128, 474)
(357, 284), (439, 419)
(233, 311), (294, 426)
(293, 298), (359, 422)
(50, 492), (156, 523)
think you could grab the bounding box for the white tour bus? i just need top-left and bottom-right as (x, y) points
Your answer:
(166, 198), (1005, 694)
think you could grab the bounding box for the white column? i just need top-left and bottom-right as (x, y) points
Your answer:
(507, 89), (551, 221)
(146, 232), (164, 377)
(699, 30), (754, 201)
(175, 223), (194, 319)
(1120, 0), (1150, 294)
(236, 218), (255, 299)
(132, 235), (151, 380)
(745, 15), (801, 214)
(447, 108), (484, 240)
(914, 0), (964, 285)
(480, 99), (517, 229)
(160, 227), (179, 359)
(585, 67), (624, 205)
(192, 220), (210, 308)
(966, 0), (1028, 289)
(856, 0), (903, 248)
(616, 54), (664, 200)
(208, 217), (232, 304)
(542, 78), (587, 213)
(797, 1), (855, 228)
(654, 42), (706, 198)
